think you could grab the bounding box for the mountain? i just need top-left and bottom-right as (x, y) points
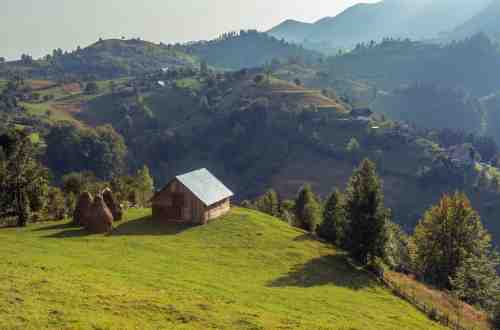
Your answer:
(180, 30), (322, 70)
(450, 0), (500, 41)
(0, 207), (444, 329)
(321, 34), (500, 96)
(0, 39), (197, 79)
(268, 0), (492, 50)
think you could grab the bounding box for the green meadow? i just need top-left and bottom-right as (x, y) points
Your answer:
(0, 208), (443, 329)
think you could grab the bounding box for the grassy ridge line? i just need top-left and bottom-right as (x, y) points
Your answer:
(0, 208), (443, 329)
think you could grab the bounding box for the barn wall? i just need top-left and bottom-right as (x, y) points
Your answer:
(152, 180), (231, 224)
(204, 198), (231, 223)
(152, 180), (205, 224)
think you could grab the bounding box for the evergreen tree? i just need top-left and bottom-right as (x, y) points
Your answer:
(294, 185), (321, 232)
(344, 159), (389, 265)
(413, 193), (497, 293)
(255, 189), (280, 217)
(317, 189), (345, 246)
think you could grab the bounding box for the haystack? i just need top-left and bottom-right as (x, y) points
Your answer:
(73, 192), (94, 227)
(86, 195), (114, 234)
(102, 188), (123, 221)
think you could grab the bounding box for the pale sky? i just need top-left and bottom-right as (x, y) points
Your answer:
(2, 0), (379, 60)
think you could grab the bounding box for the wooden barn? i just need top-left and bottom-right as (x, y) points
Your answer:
(152, 168), (234, 225)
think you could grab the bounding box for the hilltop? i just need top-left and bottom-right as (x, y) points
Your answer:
(180, 30), (322, 70)
(268, 0), (491, 52)
(0, 39), (197, 80)
(0, 207), (444, 329)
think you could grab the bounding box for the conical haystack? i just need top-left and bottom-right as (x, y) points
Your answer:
(102, 188), (123, 221)
(86, 195), (114, 234)
(73, 192), (93, 227)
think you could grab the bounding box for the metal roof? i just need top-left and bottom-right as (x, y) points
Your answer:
(176, 168), (234, 206)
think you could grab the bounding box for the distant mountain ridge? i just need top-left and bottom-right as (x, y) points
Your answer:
(268, 0), (492, 50)
(450, 0), (500, 41)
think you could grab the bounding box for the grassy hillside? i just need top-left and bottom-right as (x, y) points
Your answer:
(0, 208), (443, 329)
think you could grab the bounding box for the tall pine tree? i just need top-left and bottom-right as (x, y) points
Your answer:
(317, 189), (346, 246)
(294, 185), (321, 232)
(344, 159), (389, 265)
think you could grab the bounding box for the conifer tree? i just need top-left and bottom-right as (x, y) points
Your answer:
(317, 189), (345, 246)
(255, 189), (280, 217)
(294, 185), (321, 232)
(344, 159), (389, 265)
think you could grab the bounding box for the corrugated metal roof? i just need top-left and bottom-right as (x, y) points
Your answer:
(176, 168), (234, 206)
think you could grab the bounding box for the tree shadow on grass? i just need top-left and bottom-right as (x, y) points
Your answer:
(267, 254), (376, 290)
(32, 222), (79, 232)
(112, 216), (194, 236)
(43, 227), (91, 238)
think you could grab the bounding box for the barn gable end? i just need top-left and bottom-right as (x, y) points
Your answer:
(152, 169), (233, 225)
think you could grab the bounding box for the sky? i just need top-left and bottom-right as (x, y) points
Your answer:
(1, 0), (379, 60)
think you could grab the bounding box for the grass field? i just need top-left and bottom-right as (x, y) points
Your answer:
(0, 208), (443, 329)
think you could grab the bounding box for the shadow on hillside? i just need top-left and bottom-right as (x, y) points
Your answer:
(112, 216), (193, 236)
(43, 227), (90, 238)
(33, 222), (79, 232)
(293, 233), (317, 242)
(267, 254), (375, 290)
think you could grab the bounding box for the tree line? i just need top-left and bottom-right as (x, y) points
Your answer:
(0, 128), (154, 227)
(244, 159), (500, 325)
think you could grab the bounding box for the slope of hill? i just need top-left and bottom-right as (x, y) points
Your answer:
(0, 207), (444, 329)
(0, 39), (197, 80)
(268, 0), (491, 50)
(322, 35), (500, 96)
(450, 0), (500, 41)
(180, 30), (322, 70)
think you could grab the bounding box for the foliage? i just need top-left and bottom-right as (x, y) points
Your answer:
(133, 165), (154, 207)
(413, 192), (499, 310)
(0, 130), (49, 226)
(450, 253), (500, 311)
(44, 123), (127, 179)
(316, 189), (346, 246)
(181, 30), (321, 70)
(294, 185), (321, 232)
(344, 159), (390, 265)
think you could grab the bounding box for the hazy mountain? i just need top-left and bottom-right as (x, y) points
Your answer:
(269, 0), (492, 50)
(450, 0), (500, 41)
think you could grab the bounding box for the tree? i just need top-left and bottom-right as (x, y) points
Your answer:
(450, 253), (500, 310)
(293, 78), (302, 86)
(414, 193), (495, 288)
(200, 60), (208, 76)
(84, 81), (99, 94)
(0, 130), (49, 226)
(45, 187), (67, 220)
(254, 189), (280, 217)
(134, 165), (154, 207)
(344, 159), (389, 265)
(317, 190), (345, 246)
(0, 57), (5, 64)
(346, 137), (361, 153)
(294, 185), (321, 232)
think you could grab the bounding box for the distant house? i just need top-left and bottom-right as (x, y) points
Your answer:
(152, 169), (234, 225)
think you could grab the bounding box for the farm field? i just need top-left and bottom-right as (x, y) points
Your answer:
(0, 208), (443, 330)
